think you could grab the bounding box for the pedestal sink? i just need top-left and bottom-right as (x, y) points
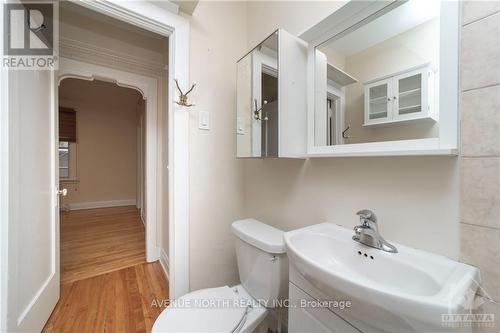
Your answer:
(284, 223), (480, 332)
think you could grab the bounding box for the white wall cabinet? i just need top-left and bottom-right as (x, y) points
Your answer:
(364, 64), (436, 127)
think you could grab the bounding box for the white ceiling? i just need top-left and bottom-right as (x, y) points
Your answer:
(321, 0), (440, 57)
(171, 1), (199, 15)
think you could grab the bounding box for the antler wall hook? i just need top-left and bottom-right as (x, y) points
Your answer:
(254, 99), (268, 121)
(175, 79), (196, 107)
(342, 125), (350, 139)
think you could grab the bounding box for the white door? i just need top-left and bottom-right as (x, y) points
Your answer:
(4, 68), (60, 331)
(392, 68), (428, 121)
(364, 78), (392, 125)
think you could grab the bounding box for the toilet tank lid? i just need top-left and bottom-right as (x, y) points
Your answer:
(231, 219), (286, 254)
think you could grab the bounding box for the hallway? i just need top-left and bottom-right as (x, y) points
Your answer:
(43, 206), (168, 332)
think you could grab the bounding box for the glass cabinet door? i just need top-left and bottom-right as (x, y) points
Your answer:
(236, 32), (278, 158)
(394, 69), (426, 120)
(365, 79), (391, 124)
(236, 53), (255, 158)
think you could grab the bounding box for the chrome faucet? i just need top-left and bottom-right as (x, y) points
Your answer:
(352, 209), (398, 253)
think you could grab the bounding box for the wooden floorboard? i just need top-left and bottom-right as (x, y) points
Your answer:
(43, 206), (169, 333)
(60, 206), (146, 284)
(43, 262), (168, 333)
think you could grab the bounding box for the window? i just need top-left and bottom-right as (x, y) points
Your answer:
(59, 141), (69, 178)
(58, 107), (76, 179)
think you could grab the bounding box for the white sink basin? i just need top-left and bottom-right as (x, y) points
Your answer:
(284, 223), (479, 332)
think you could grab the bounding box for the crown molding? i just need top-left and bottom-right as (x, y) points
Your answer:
(60, 37), (167, 78)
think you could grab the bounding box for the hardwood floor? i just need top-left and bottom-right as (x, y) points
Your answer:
(43, 262), (168, 333)
(60, 206), (146, 283)
(43, 206), (169, 332)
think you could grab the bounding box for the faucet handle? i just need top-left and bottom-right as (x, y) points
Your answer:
(356, 209), (377, 224)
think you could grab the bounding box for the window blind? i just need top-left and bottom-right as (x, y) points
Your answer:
(59, 107), (77, 142)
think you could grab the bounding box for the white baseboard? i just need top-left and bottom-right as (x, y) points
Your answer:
(68, 199), (137, 211)
(140, 211), (146, 226)
(159, 249), (169, 280)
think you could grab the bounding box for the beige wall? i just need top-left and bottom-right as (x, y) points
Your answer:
(241, 2), (459, 260)
(245, 1), (346, 48)
(459, 2), (500, 330)
(242, 157), (459, 257)
(186, 1), (247, 290)
(59, 79), (141, 207)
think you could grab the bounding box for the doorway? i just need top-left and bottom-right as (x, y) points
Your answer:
(58, 78), (147, 283)
(0, 2), (190, 331)
(43, 79), (168, 333)
(58, 57), (161, 263)
(261, 70), (278, 157)
(48, 4), (169, 330)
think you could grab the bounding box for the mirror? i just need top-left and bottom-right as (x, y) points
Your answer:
(237, 32), (279, 158)
(313, 0), (441, 147)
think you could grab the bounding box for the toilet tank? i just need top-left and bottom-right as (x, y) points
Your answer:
(231, 219), (288, 308)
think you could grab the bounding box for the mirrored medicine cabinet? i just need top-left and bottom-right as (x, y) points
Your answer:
(235, 0), (460, 158)
(236, 30), (307, 158)
(304, 0), (460, 157)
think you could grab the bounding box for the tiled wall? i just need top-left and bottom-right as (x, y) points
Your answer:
(459, 1), (500, 332)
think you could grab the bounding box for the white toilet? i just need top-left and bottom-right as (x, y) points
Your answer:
(152, 218), (288, 333)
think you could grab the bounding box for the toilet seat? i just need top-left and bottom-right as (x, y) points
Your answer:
(152, 285), (268, 333)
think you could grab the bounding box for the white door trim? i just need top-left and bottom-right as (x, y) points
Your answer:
(0, 73), (6, 333)
(0, 7), (8, 328)
(70, 0), (191, 299)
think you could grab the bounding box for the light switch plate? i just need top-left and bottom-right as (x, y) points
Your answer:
(198, 110), (210, 130)
(237, 117), (245, 135)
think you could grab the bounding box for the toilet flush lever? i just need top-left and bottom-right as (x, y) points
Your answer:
(270, 256), (278, 262)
